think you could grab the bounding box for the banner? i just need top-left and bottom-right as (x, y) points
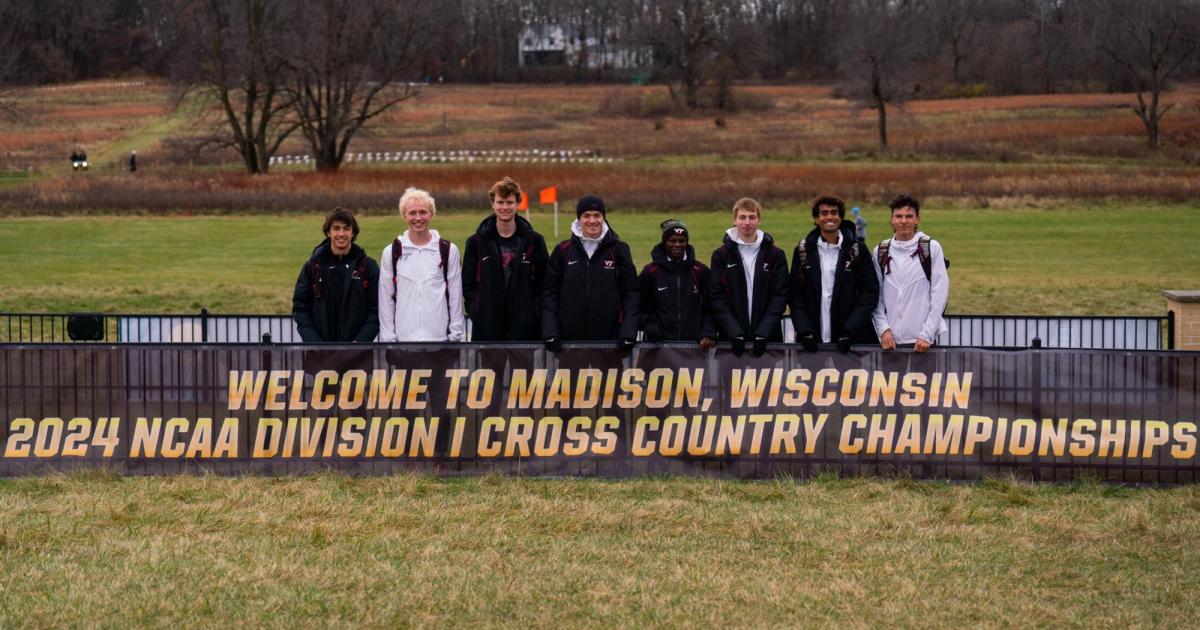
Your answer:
(1, 344), (1197, 482)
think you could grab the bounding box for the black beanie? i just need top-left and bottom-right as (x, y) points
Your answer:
(576, 195), (606, 219)
(660, 218), (689, 243)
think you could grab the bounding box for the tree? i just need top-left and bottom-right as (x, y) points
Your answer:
(1099, 0), (1200, 148)
(836, 0), (921, 150)
(287, 0), (436, 171)
(171, 0), (298, 174)
(645, 0), (726, 109)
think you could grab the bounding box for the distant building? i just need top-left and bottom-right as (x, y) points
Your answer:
(518, 24), (651, 71)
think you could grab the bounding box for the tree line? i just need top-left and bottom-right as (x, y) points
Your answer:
(2, 0), (1197, 171)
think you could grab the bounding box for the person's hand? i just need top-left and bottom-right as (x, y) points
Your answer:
(799, 333), (818, 353)
(730, 336), (745, 357)
(618, 337), (637, 353)
(751, 336), (768, 357)
(699, 336), (717, 351)
(914, 338), (931, 353)
(837, 336), (852, 353)
(544, 337), (562, 353)
(879, 330), (896, 350)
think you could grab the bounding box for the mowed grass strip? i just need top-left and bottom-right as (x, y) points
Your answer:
(0, 473), (1197, 627)
(1, 202), (1198, 315)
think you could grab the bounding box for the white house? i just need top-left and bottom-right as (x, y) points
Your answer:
(518, 23), (651, 70)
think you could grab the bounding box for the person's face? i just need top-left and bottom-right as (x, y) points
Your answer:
(814, 204), (842, 237)
(890, 206), (919, 240)
(326, 220), (354, 254)
(403, 201), (434, 234)
(664, 234), (688, 259)
(492, 193), (518, 222)
(734, 209), (760, 241)
(579, 210), (604, 238)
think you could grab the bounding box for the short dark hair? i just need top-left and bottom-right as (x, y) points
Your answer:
(323, 207), (360, 241)
(889, 194), (920, 216)
(811, 195), (846, 219)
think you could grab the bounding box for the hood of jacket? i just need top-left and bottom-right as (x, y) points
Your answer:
(309, 238), (367, 264)
(570, 219), (612, 244)
(723, 228), (772, 251)
(803, 220), (857, 248)
(650, 242), (695, 269)
(888, 230), (927, 253)
(474, 213), (535, 239)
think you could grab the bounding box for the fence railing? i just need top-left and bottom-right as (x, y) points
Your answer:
(0, 310), (1175, 350)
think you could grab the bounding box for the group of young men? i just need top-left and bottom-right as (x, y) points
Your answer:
(291, 177), (949, 354)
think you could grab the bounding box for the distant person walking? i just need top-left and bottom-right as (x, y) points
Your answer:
(128, 150), (137, 172)
(852, 207), (867, 242)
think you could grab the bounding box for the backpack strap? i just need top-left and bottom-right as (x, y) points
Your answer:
(390, 238), (403, 304)
(877, 239), (892, 275)
(310, 259), (323, 299)
(439, 238), (451, 322)
(355, 261), (369, 289)
(917, 236), (933, 283)
(795, 241), (809, 286)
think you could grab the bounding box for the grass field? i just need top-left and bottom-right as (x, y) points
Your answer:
(1, 473), (1197, 626)
(2, 79), (1199, 627)
(1, 202), (1197, 316)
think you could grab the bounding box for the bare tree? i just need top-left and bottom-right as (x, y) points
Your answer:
(837, 0), (921, 150)
(645, 0), (724, 109)
(927, 0), (984, 84)
(1099, 0), (1200, 148)
(287, 0), (435, 171)
(170, 0), (298, 174)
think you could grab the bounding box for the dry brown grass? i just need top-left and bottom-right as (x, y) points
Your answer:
(7, 159), (1199, 214)
(1, 473), (1198, 627)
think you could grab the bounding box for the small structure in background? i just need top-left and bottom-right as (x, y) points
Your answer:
(70, 149), (88, 171)
(129, 149), (137, 172)
(517, 24), (650, 71)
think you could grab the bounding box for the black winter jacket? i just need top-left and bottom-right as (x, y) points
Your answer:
(542, 227), (640, 341)
(462, 214), (549, 341)
(292, 240), (380, 342)
(638, 244), (715, 341)
(709, 232), (789, 341)
(788, 221), (880, 344)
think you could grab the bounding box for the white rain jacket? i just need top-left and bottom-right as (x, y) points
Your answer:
(378, 229), (465, 342)
(871, 231), (949, 344)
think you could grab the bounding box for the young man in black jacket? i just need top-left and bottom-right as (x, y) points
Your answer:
(709, 197), (789, 357)
(638, 219), (716, 351)
(542, 195), (640, 352)
(788, 195), (880, 353)
(292, 207), (380, 342)
(462, 177), (549, 341)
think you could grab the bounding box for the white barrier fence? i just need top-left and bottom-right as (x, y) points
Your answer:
(269, 149), (616, 166)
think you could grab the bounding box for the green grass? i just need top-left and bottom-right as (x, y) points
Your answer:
(0, 473), (1197, 626)
(1, 202), (1197, 315)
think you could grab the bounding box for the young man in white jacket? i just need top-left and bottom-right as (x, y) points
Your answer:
(378, 187), (465, 342)
(872, 194), (949, 353)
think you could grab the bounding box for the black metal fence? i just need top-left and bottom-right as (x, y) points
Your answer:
(0, 310), (1175, 350)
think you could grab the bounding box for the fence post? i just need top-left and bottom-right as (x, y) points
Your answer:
(200, 307), (209, 343)
(1167, 310), (1176, 350)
